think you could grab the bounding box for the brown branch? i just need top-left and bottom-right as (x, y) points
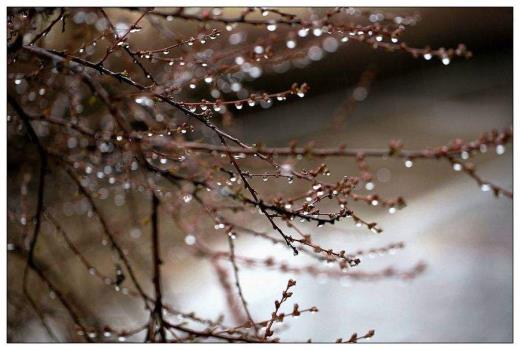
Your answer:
(146, 193), (167, 342)
(227, 235), (259, 336)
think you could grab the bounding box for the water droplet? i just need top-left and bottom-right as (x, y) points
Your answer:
(365, 182), (374, 191)
(388, 207), (396, 214)
(184, 234), (196, 245)
(286, 39), (296, 49)
(298, 28), (309, 37)
(481, 183), (491, 192)
(404, 159), (413, 168)
(496, 144), (505, 155)
(452, 163), (462, 171)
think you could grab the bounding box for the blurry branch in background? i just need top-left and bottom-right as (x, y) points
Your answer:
(330, 68), (376, 129)
(6, 7), (510, 343)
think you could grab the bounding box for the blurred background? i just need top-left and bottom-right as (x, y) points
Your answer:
(7, 7), (512, 342)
